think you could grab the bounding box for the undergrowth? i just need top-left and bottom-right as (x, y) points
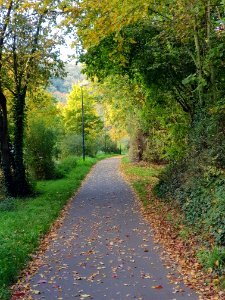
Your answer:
(121, 156), (163, 207)
(155, 154), (225, 276)
(122, 155), (225, 291)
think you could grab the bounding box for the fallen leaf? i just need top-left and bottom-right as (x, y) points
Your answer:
(37, 279), (47, 284)
(13, 292), (26, 297)
(142, 273), (152, 279)
(151, 285), (163, 289)
(80, 294), (91, 299)
(32, 290), (41, 294)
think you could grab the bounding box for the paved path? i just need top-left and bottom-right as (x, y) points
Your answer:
(28, 157), (198, 300)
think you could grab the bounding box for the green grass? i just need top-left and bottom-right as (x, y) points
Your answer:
(133, 181), (149, 206)
(197, 247), (225, 272)
(121, 156), (164, 207)
(125, 166), (161, 177)
(0, 155), (112, 299)
(122, 156), (162, 177)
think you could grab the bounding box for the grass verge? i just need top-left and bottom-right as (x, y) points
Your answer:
(121, 156), (162, 206)
(0, 155), (112, 300)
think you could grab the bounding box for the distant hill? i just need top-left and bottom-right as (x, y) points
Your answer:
(49, 62), (86, 102)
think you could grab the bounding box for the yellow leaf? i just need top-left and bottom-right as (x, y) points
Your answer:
(207, 267), (213, 273)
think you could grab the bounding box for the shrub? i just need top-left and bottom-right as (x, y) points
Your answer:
(25, 121), (58, 180)
(60, 134), (83, 157)
(56, 156), (78, 176)
(59, 133), (117, 158)
(205, 180), (225, 245)
(155, 153), (225, 246)
(98, 134), (121, 154)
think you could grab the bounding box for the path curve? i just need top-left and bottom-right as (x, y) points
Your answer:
(26, 157), (198, 300)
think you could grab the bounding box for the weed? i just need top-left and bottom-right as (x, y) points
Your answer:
(178, 227), (192, 240)
(197, 247), (225, 274)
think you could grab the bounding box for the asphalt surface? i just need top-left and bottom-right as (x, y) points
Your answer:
(29, 157), (198, 300)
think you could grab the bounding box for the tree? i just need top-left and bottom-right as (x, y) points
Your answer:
(69, 0), (225, 246)
(24, 88), (63, 179)
(49, 62), (86, 102)
(0, 0), (64, 196)
(61, 84), (104, 156)
(76, 0), (225, 113)
(76, 0), (225, 162)
(0, 0), (14, 196)
(93, 74), (188, 162)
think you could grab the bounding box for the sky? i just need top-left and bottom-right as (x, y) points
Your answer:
(59, 43), (76, 61)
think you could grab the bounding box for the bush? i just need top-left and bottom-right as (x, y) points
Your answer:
(155, 154), (225, 246)
(60, 134), (100, 158)
(25, 121), (58, 180)
(60, 134), (83, 157)
(59, 133), (119, 158)
(160, 159), (225, 246)
(56, 156), (78, 176)
(85, 138), (98, 157)
(98, 134), (121, 154)
(154, 160), (187, 200)
(205, 180), (225, 245)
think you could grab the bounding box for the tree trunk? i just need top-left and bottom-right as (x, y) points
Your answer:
(13, 90), (31, 196)
(193, 18), (204, 107)
(0, 92), (14, 195)
(206, 0), (216, 102)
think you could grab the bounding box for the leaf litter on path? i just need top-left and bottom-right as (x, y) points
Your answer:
(11, 158), (201, 299)
(121, 160), (225, 300)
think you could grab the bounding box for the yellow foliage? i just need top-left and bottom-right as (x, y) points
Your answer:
(76, 0), (150, 48)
